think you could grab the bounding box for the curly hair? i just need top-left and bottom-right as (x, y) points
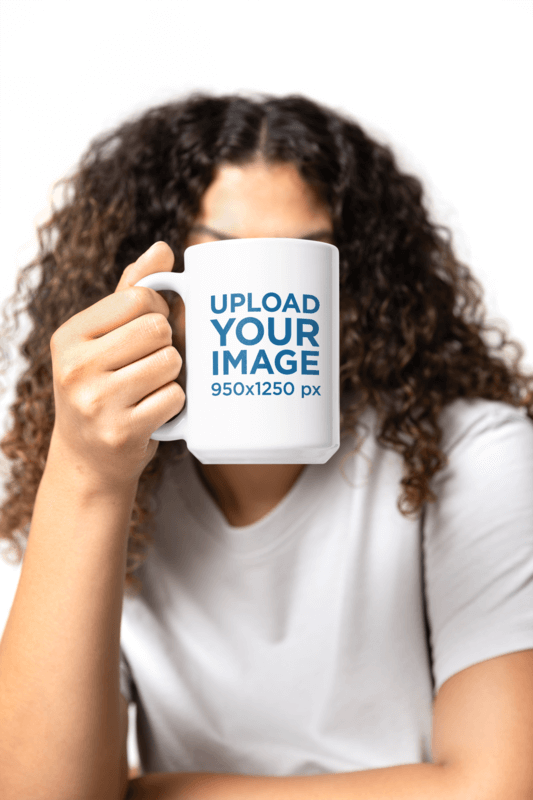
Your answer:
(1, 90), (532, 597)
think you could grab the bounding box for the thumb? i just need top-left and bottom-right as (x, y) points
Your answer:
(115, 241), (175, 293)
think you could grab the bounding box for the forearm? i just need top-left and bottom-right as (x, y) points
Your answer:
(125, 763), (474, 800)
(126, 772), (225, 799)
(0, 441), (138, 800)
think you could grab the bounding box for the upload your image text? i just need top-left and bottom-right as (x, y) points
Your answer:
(209, 291), (323, 399)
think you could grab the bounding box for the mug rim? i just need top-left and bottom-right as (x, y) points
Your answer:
(184, 237), (338, 256)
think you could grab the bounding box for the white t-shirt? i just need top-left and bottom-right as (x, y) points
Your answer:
(119, 397), (533, 776)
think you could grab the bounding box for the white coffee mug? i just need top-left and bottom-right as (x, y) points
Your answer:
(135, 237), (340, 464)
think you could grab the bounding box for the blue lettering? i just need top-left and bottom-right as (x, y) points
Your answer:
(302, 350), (319, 375)
(268, 316), (291, 345)
(262, 292), (281, 312)
(223, 350), (247, 375)
(250, 349), (274, 374)
(231, 293), (245, 313)
(247, 293), (261, 312)
(211, 317), (236, 346)
(211, 294), (227, 314)
(236, 317), (264, 345)
(282, 293), (300, 313)
(297, 318), (319, 347)
(274, 349), (297, 375)
(303, 294), (320, 313)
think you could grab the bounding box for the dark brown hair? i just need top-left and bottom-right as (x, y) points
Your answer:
(1, 90), (531, 596)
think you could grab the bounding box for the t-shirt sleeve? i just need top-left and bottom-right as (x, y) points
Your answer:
(119, 646), (134, 705)
(423, 400), (533, 695)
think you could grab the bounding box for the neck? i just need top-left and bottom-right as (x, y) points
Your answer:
(192, 459), (306, 527)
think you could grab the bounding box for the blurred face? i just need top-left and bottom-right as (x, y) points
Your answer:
(171, 160), (334, 368)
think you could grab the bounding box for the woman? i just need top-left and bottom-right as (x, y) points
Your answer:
(0, 91), (532, 799)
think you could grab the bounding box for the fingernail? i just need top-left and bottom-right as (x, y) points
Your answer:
(137, 241), (162, 263)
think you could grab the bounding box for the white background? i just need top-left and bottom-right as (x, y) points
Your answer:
(0, 0), (531, 773)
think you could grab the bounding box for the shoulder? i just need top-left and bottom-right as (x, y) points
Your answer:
(425, 398), (533, 532)
(436, 397), (532, 458)
(423, 400), (533, 695)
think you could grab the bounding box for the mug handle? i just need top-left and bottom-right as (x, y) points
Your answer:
(134, 272), (189, 442)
